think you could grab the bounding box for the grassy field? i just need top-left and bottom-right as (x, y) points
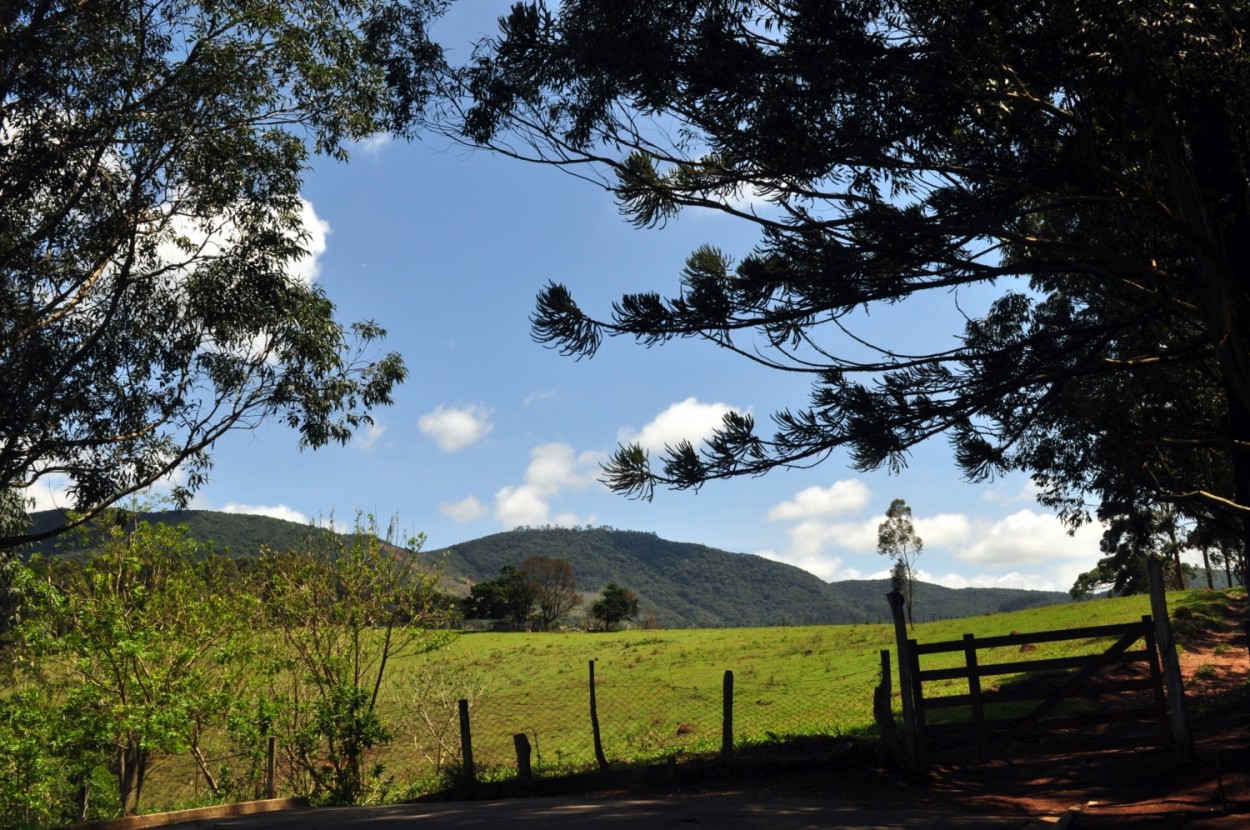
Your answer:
(372, 591), (1175, 786)
(150, 587), (1240, 809)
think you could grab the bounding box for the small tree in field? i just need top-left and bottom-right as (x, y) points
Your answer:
(260, 516), (452, 805)
(461, 565), (536, 629)
(521, 556), (579, 630)
(878, 499), (923, 630)
(590, 583), (639, 631)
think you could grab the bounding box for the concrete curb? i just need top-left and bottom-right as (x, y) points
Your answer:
(62, 797), (310, 830)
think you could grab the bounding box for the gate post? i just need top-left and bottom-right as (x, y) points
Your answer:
(963, 633), (987, 762)
(888, 591), (920, 769)
(1148, 559), (1193, 762)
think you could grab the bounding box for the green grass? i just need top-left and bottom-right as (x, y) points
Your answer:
(376, 592), (1177, 782)
(119, 587), (1249, 811)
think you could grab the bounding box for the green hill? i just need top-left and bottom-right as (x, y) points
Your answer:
(431, 526), (862, 627)
(23, 511), (1071, 626)
(24, 508), (334, 557)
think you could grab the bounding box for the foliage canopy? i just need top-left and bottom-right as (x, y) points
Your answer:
(449, 0), (1250, 551)
(0, 0), (450, 549)
(591, 582), (639, 629)
(521, 554), (580, 630)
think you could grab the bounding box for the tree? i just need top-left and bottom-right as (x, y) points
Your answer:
(259, 516), (451, 804)
(461, 565), (536, 629)
(445, 1), (1250, 555)
(1070, 506), (1193, 600)
(590, 583), (638, 630)
(17, 515), (255, 817)
(878, 499), (922, 629)
(0, 0), (451, 550)
(521, 555), (580, 630)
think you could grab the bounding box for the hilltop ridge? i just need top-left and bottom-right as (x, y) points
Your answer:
(25, 510), (1071, 626)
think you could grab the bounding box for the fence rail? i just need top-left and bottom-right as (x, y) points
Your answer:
(882, 562), (1192, 769)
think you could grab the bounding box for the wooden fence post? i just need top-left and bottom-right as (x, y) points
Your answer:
(513, 733), (532, 781)
(873, 649), (898, 768)
(589, 660), (608, 770)
(963, 633), (987, 762)
(458, 698), (476, 790)
(265, 736), (276, 799)
(887, 591), (919, 770)
(908, 637), (929, 768)
(1148, 560), (1193, 762)
(722, 669), (734, 764)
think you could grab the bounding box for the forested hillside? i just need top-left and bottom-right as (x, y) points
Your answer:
(26, 511), (1071, 626)
(433, 526), (860, 627)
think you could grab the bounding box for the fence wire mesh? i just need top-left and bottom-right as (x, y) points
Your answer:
(56, 658), (885, 812)
(462, 663), (880, 776)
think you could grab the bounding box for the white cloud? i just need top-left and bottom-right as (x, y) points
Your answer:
(159, 197), (328, 287)
(981, 479), (1042, 506)
(221, 502), (310, 525)
(355, 133), (392, 156)
(353, 420), (385, 451)
(495, 484), (553, 528)
(619, 397), (743, 453)
(290, 198), (329, 285)
(24, 474), (72, 513)
(920, 570), (1063, 592)
(949, 509), (1100, 567)
(690, 178), (789, 217)
(440, 495), (488, 523)
(913, 513), (974, 548)
(758, 546), (848, 581)
(755, 486), (1102, 591)
(767, 480), (871, 521)
(524, 389), (556, 407)
(755, 512), (881, 581)
(492, 443), (604, 528)
(418, 404), (493, 452)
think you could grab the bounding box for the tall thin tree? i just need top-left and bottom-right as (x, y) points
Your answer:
(878, 499), (923, 630)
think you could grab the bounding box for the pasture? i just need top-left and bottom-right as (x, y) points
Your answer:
(369, 592), (1161, 790)
(110, 589), (1203, 812)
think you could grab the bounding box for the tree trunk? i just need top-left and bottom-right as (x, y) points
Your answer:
(74, 781), (89, 823)
(191, 743), (220, 793)
(116, 739), (147, 816)
(1166, 520), (1185, 590)
(1149, 75), (1250, 568)
(1182, 89), (1250, 566)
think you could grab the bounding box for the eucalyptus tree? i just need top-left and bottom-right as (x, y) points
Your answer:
(878, 498), (922, 629)
(444, 1), (1250, 551)
(0, 0), (448, 549)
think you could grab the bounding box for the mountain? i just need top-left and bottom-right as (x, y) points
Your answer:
(21, 511), (1071, 626)
(23, 508), (335, 558)
(431, 526), (862, 627)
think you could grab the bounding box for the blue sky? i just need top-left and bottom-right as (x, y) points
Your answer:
(33, 2), (1125, 593)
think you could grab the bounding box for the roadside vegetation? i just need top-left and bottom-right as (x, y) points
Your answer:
(0, 511), (451, 827)
(3, 513), (1241, 830)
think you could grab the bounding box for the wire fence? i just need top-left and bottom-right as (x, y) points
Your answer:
(449, 661), (881, 779)
(57, 660), (884, 818)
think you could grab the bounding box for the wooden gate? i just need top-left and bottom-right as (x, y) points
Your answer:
(905, 615), (1173, 764)
(880, 560), (1190, 770)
